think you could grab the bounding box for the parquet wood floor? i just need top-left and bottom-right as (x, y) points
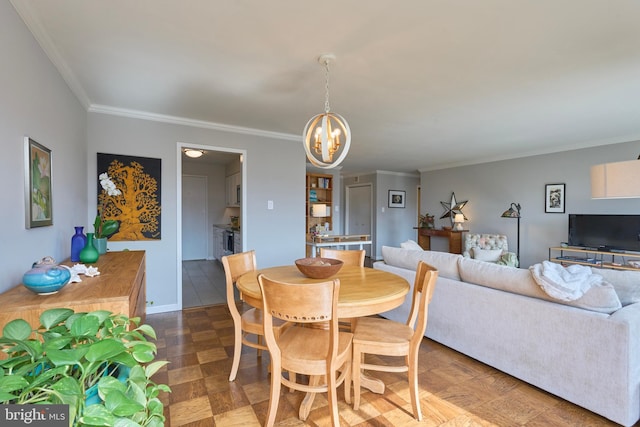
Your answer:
(148, 304), (623, 426)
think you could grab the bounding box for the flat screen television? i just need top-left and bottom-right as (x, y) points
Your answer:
(568, 214), (640, 253)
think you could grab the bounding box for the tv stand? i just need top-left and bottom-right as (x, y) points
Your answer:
(549, 246), (640, 270)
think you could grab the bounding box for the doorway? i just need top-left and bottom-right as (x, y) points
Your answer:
(178, 144), (245, 309)
(345, 183), (373, 257)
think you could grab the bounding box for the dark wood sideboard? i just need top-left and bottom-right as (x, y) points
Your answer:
(415, 228), (468, 254)
(0, 250), (146, 330)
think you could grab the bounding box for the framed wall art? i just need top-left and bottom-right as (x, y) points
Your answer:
(388, 190), (406, 208)
(97, 153), (162, 240)
(545, 183), (565, 213)
(24, 137), (53, 228)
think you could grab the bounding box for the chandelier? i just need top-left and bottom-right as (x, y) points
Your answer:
(303, 54), (351, 169)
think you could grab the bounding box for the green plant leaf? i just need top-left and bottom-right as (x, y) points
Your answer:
(85, 339), (126, 362)
(71, 314), (100, 337)
(40, 308), (74, 330)
(104, 389), (144, 416)
(114, 418), (144, 427)
(88, 310), (114, 325)
(3, 319), (32, 340)
(0, 375), (29, 393)
(47, 347), (89, 366)
(100, 220), (120, 239)
(0, 390), (20, 403)
(80, 404), (116, 426)
(42, 336), (74, 351)
(144, 361), (169, 378)
(134, 324), (156, 339)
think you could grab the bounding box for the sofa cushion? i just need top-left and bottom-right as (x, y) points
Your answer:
(381, 246), (461, 280)
(400, 239), (423, 251)
(458, 257), (621, 314)
(472, 248), (503, 262)
(591, 268), (640, 306)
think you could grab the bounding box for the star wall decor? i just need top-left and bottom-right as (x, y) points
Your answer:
(440, 192), (468, 225)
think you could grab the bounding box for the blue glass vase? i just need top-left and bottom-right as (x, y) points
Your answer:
(70, 226), (87, 262)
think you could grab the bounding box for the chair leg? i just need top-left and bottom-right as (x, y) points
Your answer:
(265, 359), (282, 427)
(229, 322), (243, 381)
(408, 351), (422, 421)
(352, 344), (362, 410)
(327, 369), (340, 427)
(343, 357), (352, 405)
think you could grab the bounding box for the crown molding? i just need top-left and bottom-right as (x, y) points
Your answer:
(88, 104), (300, 141)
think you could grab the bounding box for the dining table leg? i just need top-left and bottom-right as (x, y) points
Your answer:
(360, 374), (385, 394)
(299, 374), (321, 420)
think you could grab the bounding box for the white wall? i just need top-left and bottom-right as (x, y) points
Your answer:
(87, 113), (305, 313)
(421, 140), (640, 268)
(182, 159), (228, 260)
(0, 1), (87, 293)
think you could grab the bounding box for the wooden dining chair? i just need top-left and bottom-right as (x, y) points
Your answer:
(320, 248), (366, 331)
(319, 248), (366, 267)
(221, 250), (289, 382)
(258, 273), (353, 427)
(352, 260), (438, 420)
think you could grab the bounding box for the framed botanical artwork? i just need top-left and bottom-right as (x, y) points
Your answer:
(388, 190), (406, 208)
(545, 183), (565, 213)
(24, 137), (53, 228)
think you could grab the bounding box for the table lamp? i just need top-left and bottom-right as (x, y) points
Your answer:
(454, 213), (465, 231)
(311, 204), (327, 217)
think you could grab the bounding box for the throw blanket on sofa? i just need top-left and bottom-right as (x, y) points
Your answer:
(530, 261), (604, 301)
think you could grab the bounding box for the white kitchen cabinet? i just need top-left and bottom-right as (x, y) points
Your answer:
(226, 173), (241, 207)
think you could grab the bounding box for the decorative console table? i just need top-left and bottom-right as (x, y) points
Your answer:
(307, 234), (372, 257)
(0, 250), (146, 330)
(415, 228), (468, 254)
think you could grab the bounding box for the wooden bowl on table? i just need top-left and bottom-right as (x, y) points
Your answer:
(295, 257), (343, 279)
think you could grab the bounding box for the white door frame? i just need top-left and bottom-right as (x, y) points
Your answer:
(175, 143), (246, 311)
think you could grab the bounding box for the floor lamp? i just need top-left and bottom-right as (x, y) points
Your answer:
(501, 203), (521, 264)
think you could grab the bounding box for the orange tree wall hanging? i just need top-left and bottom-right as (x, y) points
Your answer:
(97, 153), (161, 240)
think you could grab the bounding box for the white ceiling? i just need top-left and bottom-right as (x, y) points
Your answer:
(11, 0), (640, 173)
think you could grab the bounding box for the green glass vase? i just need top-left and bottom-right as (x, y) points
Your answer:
(79, 232), (100, 264)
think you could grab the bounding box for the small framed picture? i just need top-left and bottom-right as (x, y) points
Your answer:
(24, 137), (53, 228)
(388, 190), (406, 208)
(545, 183), (565, 213)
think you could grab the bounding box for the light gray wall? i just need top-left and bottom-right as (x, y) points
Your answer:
(87, 113), (305, 313)
(421, 140), (640, 268)
(342, 171), (420, 259)
(375, 172), (420, 258)
(0, 2), (87, 293)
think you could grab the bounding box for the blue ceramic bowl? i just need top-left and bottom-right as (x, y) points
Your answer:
(22, 264), (71, 295)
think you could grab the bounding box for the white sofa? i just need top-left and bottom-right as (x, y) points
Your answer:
(374, 246), (640, 426)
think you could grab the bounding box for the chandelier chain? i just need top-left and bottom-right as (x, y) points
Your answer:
(324, 60), (331, 113)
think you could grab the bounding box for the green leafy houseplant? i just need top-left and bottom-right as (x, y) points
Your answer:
(94, 173), (121, 239)
(0, 308), (170, 426)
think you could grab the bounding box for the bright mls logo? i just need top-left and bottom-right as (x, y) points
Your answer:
(1, 405), (67, 426)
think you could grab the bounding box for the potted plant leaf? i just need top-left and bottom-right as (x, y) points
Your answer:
(0, 308), (170, 426)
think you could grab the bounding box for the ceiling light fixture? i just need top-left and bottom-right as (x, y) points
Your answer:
(303, 54), (351, 169)
(184, 149), (204, 158)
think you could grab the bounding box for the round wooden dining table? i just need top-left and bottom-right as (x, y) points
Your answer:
(236, 264), (410, 404)
(236, 265), (410, 318)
